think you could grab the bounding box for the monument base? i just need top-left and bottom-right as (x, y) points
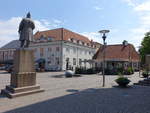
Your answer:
(11, 72), (36, 88)
(1, 49), (44, 98)
(1, 85), (44, 98)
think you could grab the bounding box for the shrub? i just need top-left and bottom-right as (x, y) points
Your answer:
(95, 67), (101, 73)
(115, 76), (131, 87)
(75, 67), (96, 74)
(124, 67), (134, 75)
(142, 70), (149, 78)
(117, 67), (124, 74)
(75, 67), (83, 74)
(86, 68), (96, 74)
(127, 67), (134, 74)
(104, 68), (118, 75)
(75, 67), (86, 74)
(104, 68), (110, 75)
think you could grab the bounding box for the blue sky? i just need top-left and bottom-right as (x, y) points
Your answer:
(0, 0), (150, 49)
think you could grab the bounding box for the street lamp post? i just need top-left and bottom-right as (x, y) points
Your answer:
(99, 30), (110, 87)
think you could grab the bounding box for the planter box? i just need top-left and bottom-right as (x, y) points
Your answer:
(115, 77), (131, 87)
(116, 81), (130, 87)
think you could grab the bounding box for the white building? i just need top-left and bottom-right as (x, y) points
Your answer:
(0, 28), (101, 71)
(0, 40), (20, 64)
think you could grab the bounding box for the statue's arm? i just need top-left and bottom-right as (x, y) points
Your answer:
(32, 22), (35, 29)
(18, 20), (24, 33)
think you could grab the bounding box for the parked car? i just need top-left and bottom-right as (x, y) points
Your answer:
(5, 65), (13, 73)
(0, 66), (6, 70)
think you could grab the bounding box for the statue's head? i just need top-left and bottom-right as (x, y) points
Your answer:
(26, 12), (31, 18)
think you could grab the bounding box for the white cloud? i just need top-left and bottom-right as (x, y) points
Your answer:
(81, 32), (100, 42)
(123, 0), (137, 7)
(81, 28), (119, 44)
(0, 17), (21, 46)
(0, 17), (64, 47)
(122, 0), (150, 48)
(134, 1), (150, 11)
(131, 28), (148, 34)
(123, 0), (150, 12)
(139, 15), (150, 26)
(53, 19), (62, 24)
(93, 6), (103, 11)
(130, 28), (148, 42)
(34, 20), (49, 31)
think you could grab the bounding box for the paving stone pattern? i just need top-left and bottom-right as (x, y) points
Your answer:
(0, 71), (150, 113)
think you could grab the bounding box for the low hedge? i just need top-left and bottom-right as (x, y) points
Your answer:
(75, 67), (96, 74)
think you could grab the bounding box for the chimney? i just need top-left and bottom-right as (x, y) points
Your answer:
(122, 40), (128, 46)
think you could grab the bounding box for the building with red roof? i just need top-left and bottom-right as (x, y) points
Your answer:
(34, 28), (96, 46)
(0, 28), (101, 71)
(93, 41), (140, 73)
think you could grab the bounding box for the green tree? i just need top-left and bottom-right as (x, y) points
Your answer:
(139, 32), (150, 64)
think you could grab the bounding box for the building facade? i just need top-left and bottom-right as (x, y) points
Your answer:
(30, 40), (96, 71)
(93, 42), (140, 71)
(0, 28), (100, 71)
(32, 28), (99, 71)
(0, 40), (20, 64)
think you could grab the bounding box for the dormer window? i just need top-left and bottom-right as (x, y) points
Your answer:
(74, 39), (77, 43)
(70, 38), (73, 42)
(39, 35), (46, 41)
(79, 41), (82, 44)
(40, 35), (45, 38)
(47, 37), (54, 41)
(40, 38), (46, 41)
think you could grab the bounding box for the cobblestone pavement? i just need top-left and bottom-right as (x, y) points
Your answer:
(0, 71), (150, 113)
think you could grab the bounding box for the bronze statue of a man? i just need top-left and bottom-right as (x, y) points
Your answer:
(18, 12), (35, 48)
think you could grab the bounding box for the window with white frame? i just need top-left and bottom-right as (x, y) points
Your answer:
(56, 47), (60, 52)
(73, 58), (76, 65)
(73, 47), (76, 53)
(55, 57), (59, 65)
(48, 47), (52, 52)
(66, 47), (70, 53)
(40, 48), (44, 57)
(79, 59), (82, 65)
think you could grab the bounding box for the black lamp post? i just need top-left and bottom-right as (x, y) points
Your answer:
(99, 30), (110, 87)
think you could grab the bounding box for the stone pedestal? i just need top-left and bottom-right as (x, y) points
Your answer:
(1, 49), (44, 98)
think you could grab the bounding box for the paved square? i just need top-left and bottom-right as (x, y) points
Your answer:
(0, 71), (150, 113)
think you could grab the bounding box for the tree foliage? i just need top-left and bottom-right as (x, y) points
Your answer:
(139, 32), (150, 64)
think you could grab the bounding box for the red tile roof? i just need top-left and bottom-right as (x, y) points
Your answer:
(34, 28), (92, 44)
(93, 44), (140, 62)
(34, 28), (62, 41)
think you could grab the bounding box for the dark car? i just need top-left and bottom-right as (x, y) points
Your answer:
(5, 65), (13, 73)
(0, 66), (6, 70)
